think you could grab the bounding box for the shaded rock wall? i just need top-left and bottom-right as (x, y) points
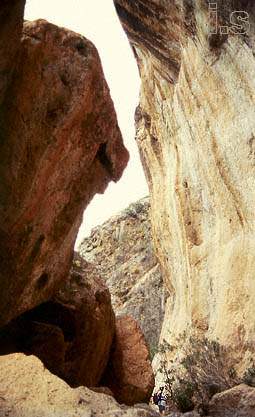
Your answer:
(0, 0), (25, 104)
(55, 254), (115, 387)
(0, 12), (128, 326)
(114, 0), (255, 362)
(0, 254), (115, 388)
(79, 197), (166, 350)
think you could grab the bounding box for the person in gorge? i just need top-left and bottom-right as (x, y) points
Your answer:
(153, 386), (167, 415)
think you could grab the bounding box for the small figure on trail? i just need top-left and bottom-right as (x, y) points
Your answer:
(152, 386), (167, 415)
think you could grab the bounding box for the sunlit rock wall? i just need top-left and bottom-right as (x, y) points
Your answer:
(114, 0), (255, 363)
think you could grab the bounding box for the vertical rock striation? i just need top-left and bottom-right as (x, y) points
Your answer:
(0, 15), (128, 326)
(114, 0), (255, 360)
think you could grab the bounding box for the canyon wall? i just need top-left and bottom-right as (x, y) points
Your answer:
(0, 7), (128, 326)
(114, 0), (255, 363)
(79, 197), (166, 350)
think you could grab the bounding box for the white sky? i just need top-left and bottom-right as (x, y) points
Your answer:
(24, 0), (148, 246)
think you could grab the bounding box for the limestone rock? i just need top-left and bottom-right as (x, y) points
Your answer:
(114, 0), (255, 363)
(209, 384), (255, 417)
(0, 254), (115, 388)
(0, 18), (128, 326)
(0, 353), (159, 417)
(102, 315), (155, 406)
(79, 197), (166, 351)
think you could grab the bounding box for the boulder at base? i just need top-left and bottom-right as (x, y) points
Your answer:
(0, 254), (115, 388)
(209, 383), (255, 417)
(102, 315), (155, 405)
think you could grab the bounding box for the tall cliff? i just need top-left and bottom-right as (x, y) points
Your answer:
(114, 0), (255, 362)
(0, 7), (128, 326)
(79, 197), (166, 350)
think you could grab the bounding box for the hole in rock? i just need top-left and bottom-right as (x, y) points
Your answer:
(0, 301), (76, 357)
(21, 301), (76, 342)
(76, 40), (88, 56)
(36, 272), (49, 289)
(96, 142), (113, 175)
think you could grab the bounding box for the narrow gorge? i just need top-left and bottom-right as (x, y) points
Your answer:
(0, 1), (255, 417)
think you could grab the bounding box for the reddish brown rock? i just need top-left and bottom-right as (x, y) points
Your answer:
(0, 254), (115, 388)
(55, 254), (115, 387)
(102, 315), (155, 405)
(0, 18), (128, 326)
(209, 384), (255, 417)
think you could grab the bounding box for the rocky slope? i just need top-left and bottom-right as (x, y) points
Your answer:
(0, 353), (159, 417)
(114, 0), (255, 365)
(0, 10), (128, 326)
(79, 197), (166, 350)
(0, 353), (254, 417)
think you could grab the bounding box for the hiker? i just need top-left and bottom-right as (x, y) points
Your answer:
(152, 386), (167, 415)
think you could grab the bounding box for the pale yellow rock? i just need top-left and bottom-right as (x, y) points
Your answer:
(0, 354), (159, 417)
(114, 0), (255, 369)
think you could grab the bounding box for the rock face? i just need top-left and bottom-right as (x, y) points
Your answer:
(0, 353), (159, 417)
(102, 315), (155, 406)
(0, 254), (115, 388)
(0, 0), (25, 104)
(79, 197), (166, 350)
(114, 0), (255, 361)
(55, 254), (115, 387)
(0, 15), (128, 326)
(209, 384), (255, 417)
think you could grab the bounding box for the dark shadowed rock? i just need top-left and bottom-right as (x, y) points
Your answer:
(55, 254), (115, 387)
(0, 254), (115, 388)
(0, 0), (25, 104)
